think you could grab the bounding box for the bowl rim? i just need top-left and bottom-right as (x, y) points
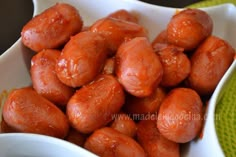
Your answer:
(1, 1), (236, 157)
(0, 132), (98, 156)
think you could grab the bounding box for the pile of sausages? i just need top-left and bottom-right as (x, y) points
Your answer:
(1, 3), (235, 157)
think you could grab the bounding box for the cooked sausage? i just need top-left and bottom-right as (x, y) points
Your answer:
(84, 127), (146, 157)
(90, 17), (147, 53)
(107, 9), (138, 23)
(167, 8), (213, 51)
(137, 118), (180, 157)
(31, 49), (74, 106)
(110, 113), (137, 137)
(2, 87), (69, 138)
(65, 127), (87, 147)
(157, 88), (203, 143)
(151, 30), (168, 46)
(187, 36), (235, 95)
(116, 37), (163, 97)
(124, 87), (166, 115)
(67, 74), (125, 134)
(102, 57), (116, 75)
(21, 3), (83, 52)
(56, 31), (108, 88)
(0, 118), (17, 133)
(153, 43), (191, 87)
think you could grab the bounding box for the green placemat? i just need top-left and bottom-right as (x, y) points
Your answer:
(187, 0), (236, 8)
(214, 70), (236, 157)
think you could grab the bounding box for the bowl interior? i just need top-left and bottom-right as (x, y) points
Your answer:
(1, 0), (236, 157)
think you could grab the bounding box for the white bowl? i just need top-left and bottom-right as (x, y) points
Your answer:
(0, 133), (97, 157)
(1, 0), (236, 156)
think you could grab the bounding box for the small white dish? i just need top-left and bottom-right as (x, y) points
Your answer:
(1, 0), (236, 156)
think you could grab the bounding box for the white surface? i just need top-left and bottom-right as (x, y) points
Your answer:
(0, 133), (97, 157)
(0, 0), (236, 156)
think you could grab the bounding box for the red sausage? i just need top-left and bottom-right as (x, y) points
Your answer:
(153, 43), (191, 87)
(90, 17), (147, 53)
(67, 74), (125, 134)
(84, 127), (146, 157)
(187, 36), (235, 95)
(2, 87), (69, 138)
(110, 113), (137, 137)
(65, 127), (87, 147)
(167, 8), (213, 51)
(31, 49), (74, 106)
(1, 118), (17, 133)
(157, 88), (203, 143)
(137, 118), (180, 157)
(56, 31), (108, 88)
(107, 9), (138, 23)
(124, 87), (166, 115)
(102, 57), (116, 75)
(116, 37), (163, 97)
(21, 3), (83, 52)
(151, 30), (168, 45)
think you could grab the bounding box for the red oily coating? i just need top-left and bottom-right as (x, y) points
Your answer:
(84, 127), (146, 157)
(1, 118), (17, 133)
(2, 87), (69, 139)
(124, 87), (166, 115)
(67, 74), (125, 134)
(187, 36), (235, 95)
(90, 17), (147, 53)
(153, 43), (191, 87)
(110, 113), (137, 138)
(102, 57), (116, 75)
(137, 118), (180, 157)
(21, 3), (83, 52)
(107, 9), (138, 23)
(167, 8), (213, 51)
(56, 31), (108, 88)
(31, 49), (74, 106)
(157, 88), (203, 143)
(116, 37), (163, 97)
(151, 30), (168, 45)
(65, 127), (87, 147)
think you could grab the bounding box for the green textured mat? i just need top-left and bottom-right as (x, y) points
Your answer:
(187, 0), (236, 8)
(215, 70), (236, 157)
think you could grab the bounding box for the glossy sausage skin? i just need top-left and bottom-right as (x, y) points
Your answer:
(187, 36), (235, 95)
(151, 30), (168, 45)
(90, 17), (147, 53)
(137, 118), (180, 157)
(157, 88), (203, 143)
(21, 3), (83, 52)
(84, 127), (146, 157)
(31, 49), (74, 106)
(167, 8), (213, 51)
(1, 118), (17, 133)
(107, 9), (138, 23)
(124, 87), (166, 115)
(153, 43), (191, 87)
(110, 113), (137, 137)
(56, 31), (108, 88)
(102, 57), (116, 75)
(65, 127), (87, 147)
(116, 37), (163, 97)
(67, 74), (125, 134)
(2, 87), (69, 138)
